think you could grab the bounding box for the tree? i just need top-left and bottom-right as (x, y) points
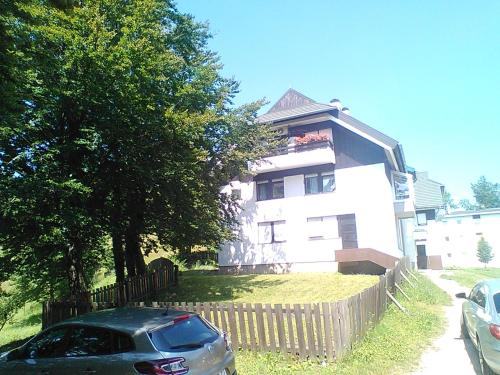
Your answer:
(477, 237), (494, 267)
(443, 189), (458, 212)
(460, 176), (500, 210)
(0, 0), (279, 300)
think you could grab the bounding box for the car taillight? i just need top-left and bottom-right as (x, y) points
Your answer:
(490, 324), (500, 339)
(134, 358), (189, 375)
(223, 331), (232, 352)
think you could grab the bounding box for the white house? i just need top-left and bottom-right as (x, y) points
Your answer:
(219, 89), (416, 274)
(435, 209), (500, 268)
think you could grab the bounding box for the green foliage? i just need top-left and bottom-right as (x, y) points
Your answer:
(1, 0), (279, 298)
(441, 267), (500, 288)
(0, 290), (21, 333)
(236, 273), (449, 375)
(460, 176), (500, 210)
(477, 237), (494, 266)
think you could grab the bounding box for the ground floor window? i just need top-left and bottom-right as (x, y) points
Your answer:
(258, 221), (286, 244)
(307, 216), (338, 240)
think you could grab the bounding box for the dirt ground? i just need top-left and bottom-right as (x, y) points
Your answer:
(409, 270), (481, 375)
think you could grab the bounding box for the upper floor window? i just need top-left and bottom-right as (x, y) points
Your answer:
(258, 221), (286, 244)
(257, 179), (284, 201)
(305, 172), (335, 195)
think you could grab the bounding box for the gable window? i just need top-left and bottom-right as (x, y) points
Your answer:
(305, 171), (335, 195)
(307, 216), (338, 240)
(258, 221), (286, 244)
(257, 179), (284, 201)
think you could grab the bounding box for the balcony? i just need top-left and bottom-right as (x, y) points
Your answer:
(249, 139), (335, 174)
(392, 171), (416, 218)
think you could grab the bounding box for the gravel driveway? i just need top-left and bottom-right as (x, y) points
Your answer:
(409, 270), (481, 375)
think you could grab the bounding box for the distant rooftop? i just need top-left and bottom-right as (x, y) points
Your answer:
(445, 207), (500, 218)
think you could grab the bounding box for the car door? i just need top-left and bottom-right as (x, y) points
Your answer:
(4, 326), (70, 375)
(467, 285), (488, 346)
(60, 325), (136, 375)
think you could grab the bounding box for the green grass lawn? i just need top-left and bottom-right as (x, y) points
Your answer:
(235, 273), (450, 375)
(441, 267), (500, 288)
(159, 270), (379, 304)
(0, 302), (41, 353)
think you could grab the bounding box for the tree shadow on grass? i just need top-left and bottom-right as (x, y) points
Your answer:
(159, 270), (287, 302)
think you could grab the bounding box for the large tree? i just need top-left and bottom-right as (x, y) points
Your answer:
(460, 176), (500, 211)
(0, 0), (279, 299)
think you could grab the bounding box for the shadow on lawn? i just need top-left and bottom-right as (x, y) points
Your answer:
(159, 270), (287, 302)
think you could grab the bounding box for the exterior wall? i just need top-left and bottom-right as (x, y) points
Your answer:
(220, 163), (404, 269)
(435, 213), (500, 268)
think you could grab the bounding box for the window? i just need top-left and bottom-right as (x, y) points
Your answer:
(65, 326), (113, 357)
(416, 213), (427, 226)
(305, 172), (335, 195)
(258, 221), (286, 244)
(231, 188), (241, 200)
(472, 214), (481, 220)
(150, 316), (219, 351)
(24, 327), (69, 359)
(307, 216), (338, 240)
(257, 179), (284, 201)
(494, 293), (500, 314)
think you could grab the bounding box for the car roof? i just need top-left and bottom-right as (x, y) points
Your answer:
(51, 307), (190, 336)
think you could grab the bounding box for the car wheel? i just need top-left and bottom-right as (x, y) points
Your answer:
(461, 314), (470, 339)
(478, 338), (494, 375)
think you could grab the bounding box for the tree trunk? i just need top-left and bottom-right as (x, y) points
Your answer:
(66, 242), (88, 302)
(112, 232), (125, 284)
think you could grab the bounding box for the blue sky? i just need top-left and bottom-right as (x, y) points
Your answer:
(178, 0), (500, 202)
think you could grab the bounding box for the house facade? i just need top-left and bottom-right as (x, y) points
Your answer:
(412, 171), (446, 269)
(220, 89), (416, 274)
(432, 209), (500, 268)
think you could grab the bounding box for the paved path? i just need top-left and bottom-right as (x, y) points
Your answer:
(409, 270), (481, 375)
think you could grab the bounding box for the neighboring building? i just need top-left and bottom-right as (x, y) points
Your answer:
(412, 172), (446, 269)
(219, 89), (416, 274)
(437, 209), (500, 268)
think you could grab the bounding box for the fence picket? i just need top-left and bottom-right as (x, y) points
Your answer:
(265, 304), (276, 352)
(237, 303), (248, 350)
(294, 304), (306, 359)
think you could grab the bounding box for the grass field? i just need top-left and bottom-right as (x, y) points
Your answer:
(235, 273), (450, 375)
(441, 267), (500, 288)
(159, 270), (379, 304)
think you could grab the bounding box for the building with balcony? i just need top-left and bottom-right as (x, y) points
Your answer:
(220, 89), (416, 274)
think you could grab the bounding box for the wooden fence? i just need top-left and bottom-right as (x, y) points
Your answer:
(42, 263), (178, 329)
(128, 257), (412, 361)
(43, 257), (413, 361)
(90, 263), (178, 304)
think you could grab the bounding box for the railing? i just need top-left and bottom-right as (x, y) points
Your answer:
(267, 140), (334, 157)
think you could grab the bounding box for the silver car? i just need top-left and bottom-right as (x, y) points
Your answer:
(458, 279), (500, 375)
(0, 307), (237, 375)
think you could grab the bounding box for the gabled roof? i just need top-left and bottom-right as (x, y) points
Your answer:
(267, 88), (316, 113)
(257, 89), (407, 172)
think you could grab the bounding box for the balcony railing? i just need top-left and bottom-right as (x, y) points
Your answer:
(267, 139), (334, 157)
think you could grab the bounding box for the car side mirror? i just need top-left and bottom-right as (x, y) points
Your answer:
(455, 292), (467, 299)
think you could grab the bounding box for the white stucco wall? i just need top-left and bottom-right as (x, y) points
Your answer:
(220, 163), (406, 268)
(434, 213), (500, 268)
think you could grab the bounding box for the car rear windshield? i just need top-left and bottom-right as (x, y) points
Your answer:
(494, 293), (500, 314)
(149, 316), (219, 351)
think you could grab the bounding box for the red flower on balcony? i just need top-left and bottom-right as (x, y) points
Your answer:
(295, 133), (329, 145)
